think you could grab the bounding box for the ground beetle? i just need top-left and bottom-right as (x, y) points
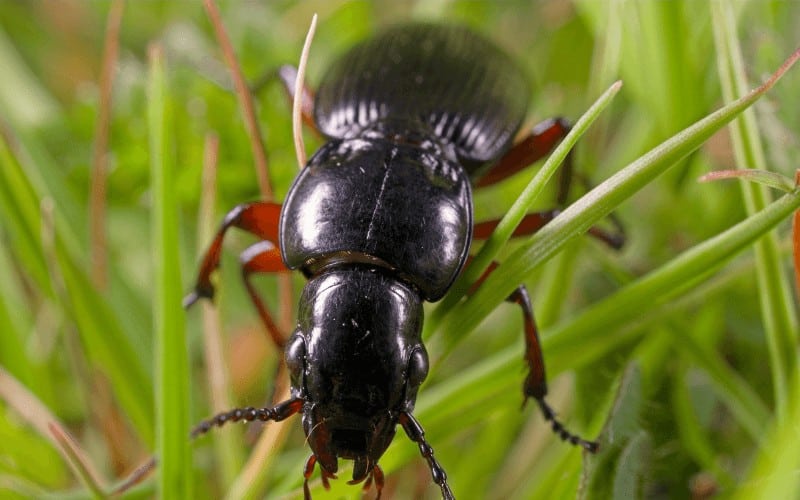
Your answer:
(185, 22), (622, 499)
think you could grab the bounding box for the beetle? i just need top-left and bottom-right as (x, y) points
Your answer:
(185, 22), (622, 499)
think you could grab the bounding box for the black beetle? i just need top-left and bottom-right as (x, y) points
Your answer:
(185, 22), (622, 499)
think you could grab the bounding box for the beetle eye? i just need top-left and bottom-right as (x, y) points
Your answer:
(407, 347), (429, 390)
(285, 332), (307, 382)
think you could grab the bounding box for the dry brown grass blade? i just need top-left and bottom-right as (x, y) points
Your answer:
(89, 0), (124, 289)
(203, 0), (272, 200)
(49, 423), (108, 497)
(293, 14), (317, 169)
(794, 171), (800, 298)
(108, 456), (157, 496)
(0, 367), (110, 495)
(202, 0), (294, 338)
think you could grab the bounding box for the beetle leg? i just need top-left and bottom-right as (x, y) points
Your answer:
(473, 210), (624, 250)
(277, 64), (319, 134)
(476, 118), (571, 196)
(475, 117), (625, 245)
(239, 240), (288, 348)
(303, 454), (316, 500)
(468, 263), (599, 453)
(370, 465), (384, 500)
(190, 397), (302, 439)
(509, 286), (599, 452)
(184, 201), (283, 307)
(301, 455), (338, 499)
(398, 412), (455, 500)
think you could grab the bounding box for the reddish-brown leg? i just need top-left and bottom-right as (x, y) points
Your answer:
(278, 64), (319, 134)
(239, 240), (289, 348)
(302, 453), (337, 499)
(398, 412), (455, 500)
(473, 210), (624, 250)
(303, 454), (317, 500)
(369, 465), (384, 500)
(468, 261), (598, 453)
(184, 201), (288, 347)
(476, 118), (572, 202)
(475, 117), (625, 247)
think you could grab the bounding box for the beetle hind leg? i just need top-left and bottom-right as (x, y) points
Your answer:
(467, 262), (599, 453)
(474, 116), (625, 248)
(510, 285), (599, 453)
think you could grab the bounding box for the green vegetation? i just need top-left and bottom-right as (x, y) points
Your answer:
(1, 1), (798, 499)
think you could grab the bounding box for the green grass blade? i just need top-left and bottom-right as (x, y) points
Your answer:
(438, 48), (800, 349)
(409, 190), (798, 473)
(0, 133), (50, 289)
(331, 187), (799, 492)
(734, 378), (800, 500)
(710, 0), (799, 419)
(1, 128), (154, 445)
(431, 80), (623, 326)
(148, 44), (191, 499)
(580, 364), (648, 500)
(546, 188), (800, 366)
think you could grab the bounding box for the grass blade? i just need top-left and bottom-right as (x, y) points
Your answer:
(439, 46), (800, 349)
(710, 0), (799, 419)
(431, 80), (623, 331)
(148, 43), (191, 499)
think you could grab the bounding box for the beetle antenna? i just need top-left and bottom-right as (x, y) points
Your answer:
(398, 412), (455, 500)
(190, 398), (302, 439)
(293, 13), (318, 169)
(535, 398), (599, 453)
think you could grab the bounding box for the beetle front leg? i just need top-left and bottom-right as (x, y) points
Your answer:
(184, 201), (283, 306)
(239, 240), (290, 348)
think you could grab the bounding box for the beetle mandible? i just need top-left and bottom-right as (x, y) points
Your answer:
(185, 22), (622, 500)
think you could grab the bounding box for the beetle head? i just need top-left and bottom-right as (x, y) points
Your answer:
(285, 267), (428, 481)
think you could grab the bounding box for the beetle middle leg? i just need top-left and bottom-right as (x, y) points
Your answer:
(474, 210), (624, 250)
(476, 117), (625, 245)
(184, 201), (288, 346)
(476, 117), (573, 199)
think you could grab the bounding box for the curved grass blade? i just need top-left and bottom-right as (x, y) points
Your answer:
(710, 0), (799, 419)
(431, 80), (623, 328)
(438, 46), (800, 351)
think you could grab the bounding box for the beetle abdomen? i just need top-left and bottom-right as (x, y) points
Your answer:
(314, 23), (529, 166)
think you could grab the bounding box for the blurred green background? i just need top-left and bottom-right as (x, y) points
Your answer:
(0, 1), (799, 499)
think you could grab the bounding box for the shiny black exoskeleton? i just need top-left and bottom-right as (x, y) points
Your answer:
(188, 22), (607, 500)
